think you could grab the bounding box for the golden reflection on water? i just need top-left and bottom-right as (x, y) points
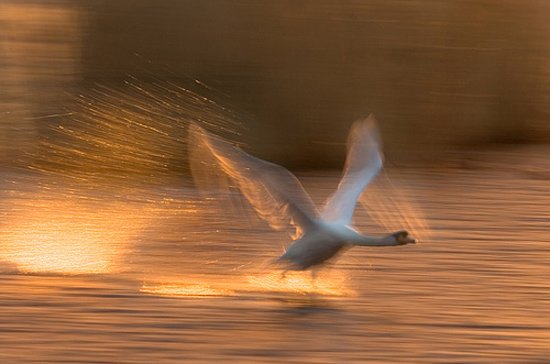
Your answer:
(0, 192), (149, 274)
(245, 270), (355, 297)
(141, 282), (236, 297)
(140, 269), (355, 298)
(1, 167), (550, 363)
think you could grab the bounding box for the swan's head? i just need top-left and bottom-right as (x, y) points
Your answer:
(391, 230), (416, 245)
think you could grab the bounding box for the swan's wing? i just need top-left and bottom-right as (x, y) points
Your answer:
(321, 115), (383, 225)
(188, 124), (319, 239)
(359, 176), (432, 243)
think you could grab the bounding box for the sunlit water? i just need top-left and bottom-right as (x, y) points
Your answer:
(0, 165), (549, 363)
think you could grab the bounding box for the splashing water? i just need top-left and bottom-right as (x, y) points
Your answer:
(30, 78), (242, 188)
(141, 281), (236, 298)
(139, 268), (355, 298)
(0, 77), (243, 275)
(245, 269), (356, 297)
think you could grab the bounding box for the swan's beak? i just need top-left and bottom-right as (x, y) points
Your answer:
(401, 236), (416, 244)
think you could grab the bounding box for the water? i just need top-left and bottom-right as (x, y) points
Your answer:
(2, 2), (550, 361)
(0, 165), (549, 363)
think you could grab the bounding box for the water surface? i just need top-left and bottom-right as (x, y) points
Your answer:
(0, 165), (549, 363)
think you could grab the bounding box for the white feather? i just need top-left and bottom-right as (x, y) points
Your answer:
(188, 124), (319, 239)
(188, 116), (415, 272)
(321, 115), (383, 225)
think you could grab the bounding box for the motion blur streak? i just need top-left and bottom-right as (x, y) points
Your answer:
(2, 1), (550, 363)
(140, 270), (354, 298)
(141, 282), (236, 298)
(360, 172), (432, 243)
(30, 79), (240, 187)
(246, 270), (355, 297)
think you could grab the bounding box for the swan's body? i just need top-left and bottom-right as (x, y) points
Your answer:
(278, 222), (411, 271)
(189, 115), (416, 272)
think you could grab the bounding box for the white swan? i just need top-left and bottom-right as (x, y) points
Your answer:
(188, 115), (416, 273)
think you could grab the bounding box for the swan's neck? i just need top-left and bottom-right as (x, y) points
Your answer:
(320, 223), (405, 247)
(351, 233), (398, 247)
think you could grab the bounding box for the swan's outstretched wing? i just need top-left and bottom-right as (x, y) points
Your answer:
(359, 177), (432, 243)
(321, 115), (383, 225)
(188, 124), (319, 239)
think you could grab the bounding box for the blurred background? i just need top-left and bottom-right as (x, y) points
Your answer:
(2, 0), (550, 172)
(2, 2), (550, 363)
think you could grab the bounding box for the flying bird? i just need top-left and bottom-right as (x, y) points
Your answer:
(188, 115), (416, 275)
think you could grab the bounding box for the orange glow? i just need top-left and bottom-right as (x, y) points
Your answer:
(0, 194), (147, 274)
(246, 270), (355, 297)
(141, 282), (235, 297)
(140, 269), (355, 299)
